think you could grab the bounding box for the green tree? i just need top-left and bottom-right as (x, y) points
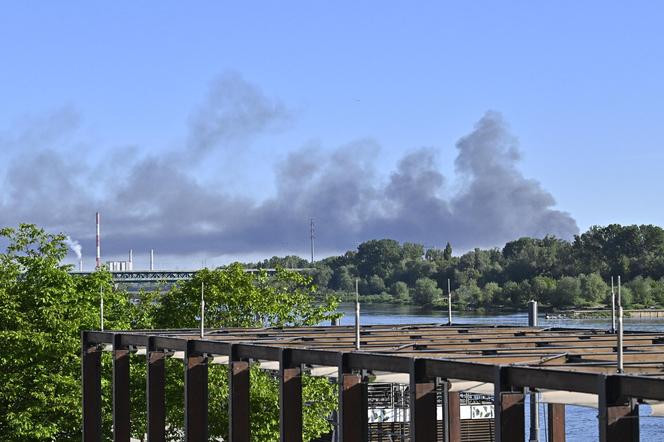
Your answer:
(625, 276), (655, 307)
(579, 273), (609, 306)
(0, 224), (131, 440)
(530, 276), (557, 304)
(355, 239), (402, 280)
(330, 265), (355, 292)
(401, 242), (425, 261)
(443, 242), (453, 260)
(153, 265), (339, 441)
(550, 276), (582, 308)
(652, 278), (664, 306)
(412, 277), (442, 306)
(481, 282), (502, 308)
(456, 282), (482, 310)
(365, 274), (386, 294)
(390, 281), (411, 303)
(312, 264), (333, 289)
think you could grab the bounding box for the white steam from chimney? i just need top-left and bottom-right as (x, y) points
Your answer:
(64, 236), (82, 260)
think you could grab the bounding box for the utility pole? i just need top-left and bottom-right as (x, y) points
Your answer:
(310, 218), (315, 264)
(447, 278), (452, 325)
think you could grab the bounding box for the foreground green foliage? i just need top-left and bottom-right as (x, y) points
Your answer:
(0, 224), (339, 441)
(148, 266), (339, 441)
(255, 224), (664, 310)
(0, 225), (130, 440)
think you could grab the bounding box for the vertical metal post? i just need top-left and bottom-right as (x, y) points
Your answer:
(147, 338), (165, 442)
(528, 390), (540, 442)
(310, 218), (315, 264)
(611, 276), (616, 333)
(279, 349), (303, 442)
(447, 389), (461, 442)
(527, 301), (539, 442)
(355, 279), (360, 351)
(528, 301), (538, 327)
(113, 335), (131, 442)
(617, 275), (622, 309)
(184, 342), (208, 441)
(200, 282), (205, 338)
(96, 211), (101, 268)
(409, 359), (437, 442)
(494, 367), (525, 442)
(447, 279), (452, 325)
(229, 345), (250, 442)
(338, 354), (367, 442)
(598, 376), (639, 442)
(617, 306), (624, 373)
(547, 403), (565, 442)
(82, 333), (102, 442)
(100, 286), (104, 331)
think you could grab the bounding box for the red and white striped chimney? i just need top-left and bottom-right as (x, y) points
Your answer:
(95, 212), (101, 269)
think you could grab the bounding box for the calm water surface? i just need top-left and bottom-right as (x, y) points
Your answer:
(335, 303), (664, 442)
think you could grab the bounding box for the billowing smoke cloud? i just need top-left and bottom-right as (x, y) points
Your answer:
(186, 72), (290, 157)
(0, 74), (578, 261)
(64, 236), (82, 260)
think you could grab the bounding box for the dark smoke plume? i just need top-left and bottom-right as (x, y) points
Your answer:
(0, 76), (578, 260)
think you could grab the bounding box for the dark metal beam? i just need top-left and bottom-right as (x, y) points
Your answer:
(618, 375), (664, 401)
(338, 354), (367, 442)
(422, 358), (495, 383)
(280, 349), (303, 442)
(113, 335), (131, 442)
(547, 403), (565, 442)
(598, 376), (639, 442)
(82, 333), (102, 442)
(229, 345), (250, 442)
(506, 366), (600, 394)
(410, 359), (437, 442)
(147, 337), (166, 442)
(495, 367), (525, 442)
(345, 352), (411, 373)
(447, 390), (461, 442)
(234, 343), (281, 361)
(185, 342), (208, 441)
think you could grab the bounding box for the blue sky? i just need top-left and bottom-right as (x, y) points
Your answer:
(1, 2), (663, 267)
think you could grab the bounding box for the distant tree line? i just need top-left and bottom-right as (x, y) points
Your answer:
(250, 224), (664, 311)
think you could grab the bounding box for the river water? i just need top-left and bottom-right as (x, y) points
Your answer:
(335, 303), (664, 441)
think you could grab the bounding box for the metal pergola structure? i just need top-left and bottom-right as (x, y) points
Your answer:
(81, 323), (664, 442)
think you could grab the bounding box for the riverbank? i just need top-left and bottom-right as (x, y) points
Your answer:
(334, 302), (664, 332)
(335, 293), (664, 319)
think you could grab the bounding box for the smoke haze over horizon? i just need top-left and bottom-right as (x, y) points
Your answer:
(0, 73), (578, 264)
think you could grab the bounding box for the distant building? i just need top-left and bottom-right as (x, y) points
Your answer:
(105, 260), (133, 271)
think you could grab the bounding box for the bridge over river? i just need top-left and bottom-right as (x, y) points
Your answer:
(70, 268), (313, 283)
